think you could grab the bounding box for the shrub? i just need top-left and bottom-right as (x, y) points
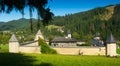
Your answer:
(117, 48), (120, 54)
(38, 38), (57, 54)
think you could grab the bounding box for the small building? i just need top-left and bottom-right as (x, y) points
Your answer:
(51, 37), (77, 47)
(92, 32), (104, 46)
(34, 30), (44, 40)
(51, 30), (79, 47)
(106, 34), (117, 57)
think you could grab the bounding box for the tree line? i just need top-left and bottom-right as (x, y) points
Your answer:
(51, 4), (120, 41)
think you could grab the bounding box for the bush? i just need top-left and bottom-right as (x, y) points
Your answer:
(38, 38), (57, 54)
(117, 48), (120, 54)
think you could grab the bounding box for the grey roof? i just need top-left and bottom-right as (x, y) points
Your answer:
(67, 30), (71, 34)
(106, 34), (116, 43)
(36, 30), (42, 35)
(20, 40), (38, 46)
(9, 34), (18, 42)
(92, 39), (104, 46)
(94, 32), (100, 37)
(51, 37), (77, 43)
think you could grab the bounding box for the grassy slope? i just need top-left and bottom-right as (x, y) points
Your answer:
(101, 6), (114, 20)
(0, 53), (120, 66)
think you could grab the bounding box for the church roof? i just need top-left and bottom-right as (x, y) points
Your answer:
(92, 39), (104, 46)
(51, 37), (77, 43)
(36, 30), (42, 35)
(67, 30), (71, 34)
(9, 34), (18, 42)
(106, 34), (116, 43)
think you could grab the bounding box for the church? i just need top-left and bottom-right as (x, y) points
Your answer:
(9, 30), (118, 57)
(51, 30), (78, 47)
(92, 32), (104, 46)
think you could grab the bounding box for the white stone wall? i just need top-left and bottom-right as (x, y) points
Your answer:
(77, 42), (86, 45)
(53, 48), (80, 55)
(68, 34), (71, 38)
(9, 42), (19, 53)
(107, 43), (116, 56)
(19, 46), (41, 53)
(53, 47), (106, 55)
(79, 47), (105, 55)
(9, 40), (41, 53)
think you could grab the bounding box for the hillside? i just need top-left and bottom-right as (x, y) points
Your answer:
(0, 4), (120, 41)
(52, 4), (120, 41)
(0, 18), (37, 31)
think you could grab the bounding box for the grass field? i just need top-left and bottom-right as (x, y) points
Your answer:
(0, 44), (120, 66)
(0, 53), (120, 66)
(0, 44), (8, 52)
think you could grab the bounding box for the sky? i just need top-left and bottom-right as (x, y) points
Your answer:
(0, 0), (120, 22)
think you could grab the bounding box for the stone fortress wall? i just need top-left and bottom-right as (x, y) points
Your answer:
(53, 47), (105, 55)
(9, 32), (41, 54)
(9, 30), (117, 57)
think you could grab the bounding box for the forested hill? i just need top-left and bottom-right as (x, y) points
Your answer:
(0, 4), (120, 41)
(52, 4), (120, 41)
(0, 18), (37, 31)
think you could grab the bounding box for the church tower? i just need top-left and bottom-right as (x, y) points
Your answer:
(67, 30), (71, 38)
(9, 34), (19, 53)
(35, 30), (44, 40)
(106, 34), (117, 57)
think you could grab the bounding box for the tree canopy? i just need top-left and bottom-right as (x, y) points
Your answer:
(0, 0), (54, 32)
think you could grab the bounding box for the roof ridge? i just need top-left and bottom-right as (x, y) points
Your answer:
(36, 30), (42, 35)
(9, 34), (18, 42)
(106, 33), (116, 43)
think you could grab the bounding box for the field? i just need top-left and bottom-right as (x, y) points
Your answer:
(0, 53), (120, 66)
(0, 44), (120, 66)
(0, 44), (9, 52)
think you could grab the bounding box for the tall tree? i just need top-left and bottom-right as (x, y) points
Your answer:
(0, 0), (53, 32)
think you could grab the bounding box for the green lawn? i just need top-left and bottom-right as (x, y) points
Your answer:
(0, 53), (120, 66)
(0, 45), (120, 66)
(0, 44), (9, 52)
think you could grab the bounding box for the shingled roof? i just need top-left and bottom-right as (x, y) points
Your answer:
(51, 37), (77, 43)
(67, 30), (71, 34)
(106, 34), (116, 43)
(36, 30), (42, 35)
(9, 34), (18, 42)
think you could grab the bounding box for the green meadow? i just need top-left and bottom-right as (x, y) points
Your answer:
(0, 53), (120, 66)
(0, 44), (9, 52)
(0, 44), (120, 66)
